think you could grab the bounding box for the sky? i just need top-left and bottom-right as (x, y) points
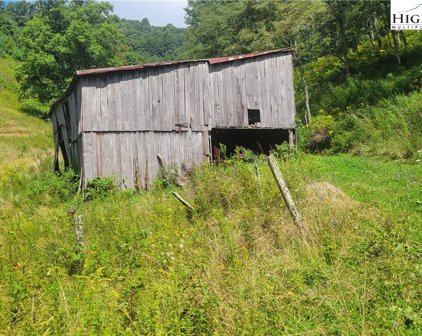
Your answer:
(108, 1), (188, 28)
(4, 0), (189, 28)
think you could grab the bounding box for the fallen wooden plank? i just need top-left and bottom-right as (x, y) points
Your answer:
(172, 191), (194, 211)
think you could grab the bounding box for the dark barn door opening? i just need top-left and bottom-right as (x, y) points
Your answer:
(211, 128), (290, 160)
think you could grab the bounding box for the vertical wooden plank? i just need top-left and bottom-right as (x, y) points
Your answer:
(269, 55), (279, 128)
(107, 74), (117, 131)
(263, 55), (272, 127)
(238, 60), (247, 127)
(184, 65), (190, 127)
(96, 132), (103, 177)
(215, 65), (223, 126)
(257, 57), (267, 126)
(77, 82), (83, 134)
(80, 78), (90, 131)
(83, 132), (93, 181)
(120, 73), (128, 131)
(286, 53), (296, 128)
(276, 54), (284, 128)
(151, 68), (158, 131)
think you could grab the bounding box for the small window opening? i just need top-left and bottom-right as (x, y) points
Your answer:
(248, 108), (260, 125)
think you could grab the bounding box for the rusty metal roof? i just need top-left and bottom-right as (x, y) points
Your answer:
(75, 48), (291, 77)
(207, 48), (291, 64)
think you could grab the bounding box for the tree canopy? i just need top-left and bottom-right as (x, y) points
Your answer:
(16, 0), (125, 105)
(119, 18), (186, 64)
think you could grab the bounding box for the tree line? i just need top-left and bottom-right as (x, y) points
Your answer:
(0, 0), (186, 113)
(0, 0), (419, 120)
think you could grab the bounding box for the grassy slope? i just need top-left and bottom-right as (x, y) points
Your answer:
(304, 155), (421, 214)
(0, 58), (51, 173)
(0, 57), (421, 334)
(0, 155), (420, 335)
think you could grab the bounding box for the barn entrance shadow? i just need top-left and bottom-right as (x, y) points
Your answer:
(211, 128), (290, 160)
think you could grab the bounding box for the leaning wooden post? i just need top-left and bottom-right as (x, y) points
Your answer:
(267, 154), (312, 240)
(172, 192), (194, 219)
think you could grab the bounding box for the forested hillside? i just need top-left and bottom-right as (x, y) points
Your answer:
(119, 18), (186, 64)
(0, 0), (421, 334)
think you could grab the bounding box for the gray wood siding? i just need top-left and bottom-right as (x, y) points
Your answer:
(209, 53), (295, 129)
(82, 131), (204, 188)
(52, 86), (82, 170)
(81, 62), (210, 132)
(80, 53), (295, 133)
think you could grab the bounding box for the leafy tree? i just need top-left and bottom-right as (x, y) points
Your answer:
(119, 17), (186, 63)
(17, 0), (125, 110)
(273, 0), (326, 124)
(4, 0), (36, 27)
(185, 0), (281, 58)
(0, 0), (18, 56)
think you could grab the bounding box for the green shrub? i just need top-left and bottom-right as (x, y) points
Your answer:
(19, 97), (49, 117)
(298, 91), (421, 159)
(331, 112), (368, 153)
(84, 176), (117, 201)
(306, 115), (336, 152)
(272, 142), (297, 161)
(156, 163), (180, 189)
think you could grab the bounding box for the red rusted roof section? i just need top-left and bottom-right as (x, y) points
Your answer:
(207, 48), (291, 64)
(76, 64), (144, 76)
(75, 48), (291, 77)
(75, 59), (198, 76)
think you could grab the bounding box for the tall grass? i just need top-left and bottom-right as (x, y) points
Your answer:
(0, 154), (420, 334)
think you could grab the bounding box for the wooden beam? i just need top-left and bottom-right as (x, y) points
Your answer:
(172, 192), (194, 211)
(288, 129), (294, 148)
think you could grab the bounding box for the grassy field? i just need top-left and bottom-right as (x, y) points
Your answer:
(0, 58), (51, 173)
(0, 56), (421, 334)
(0, 153), (420, 335)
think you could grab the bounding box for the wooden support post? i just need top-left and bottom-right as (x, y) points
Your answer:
(73, 215), (84, 247)
(288, 129), (295, 149)
(267, 154), (312, 240)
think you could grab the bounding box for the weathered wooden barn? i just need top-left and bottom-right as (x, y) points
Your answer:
(51, 48), (296, 189)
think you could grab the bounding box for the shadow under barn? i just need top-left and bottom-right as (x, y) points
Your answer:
(211, 128), (290, 160)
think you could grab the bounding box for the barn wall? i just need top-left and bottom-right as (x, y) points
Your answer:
(51, 80), (83, 171)
(80, 62), (210, 133)
(209, 53), (295, 129)
(82, 131), (204, 188)
(79, 52), (295, 134)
